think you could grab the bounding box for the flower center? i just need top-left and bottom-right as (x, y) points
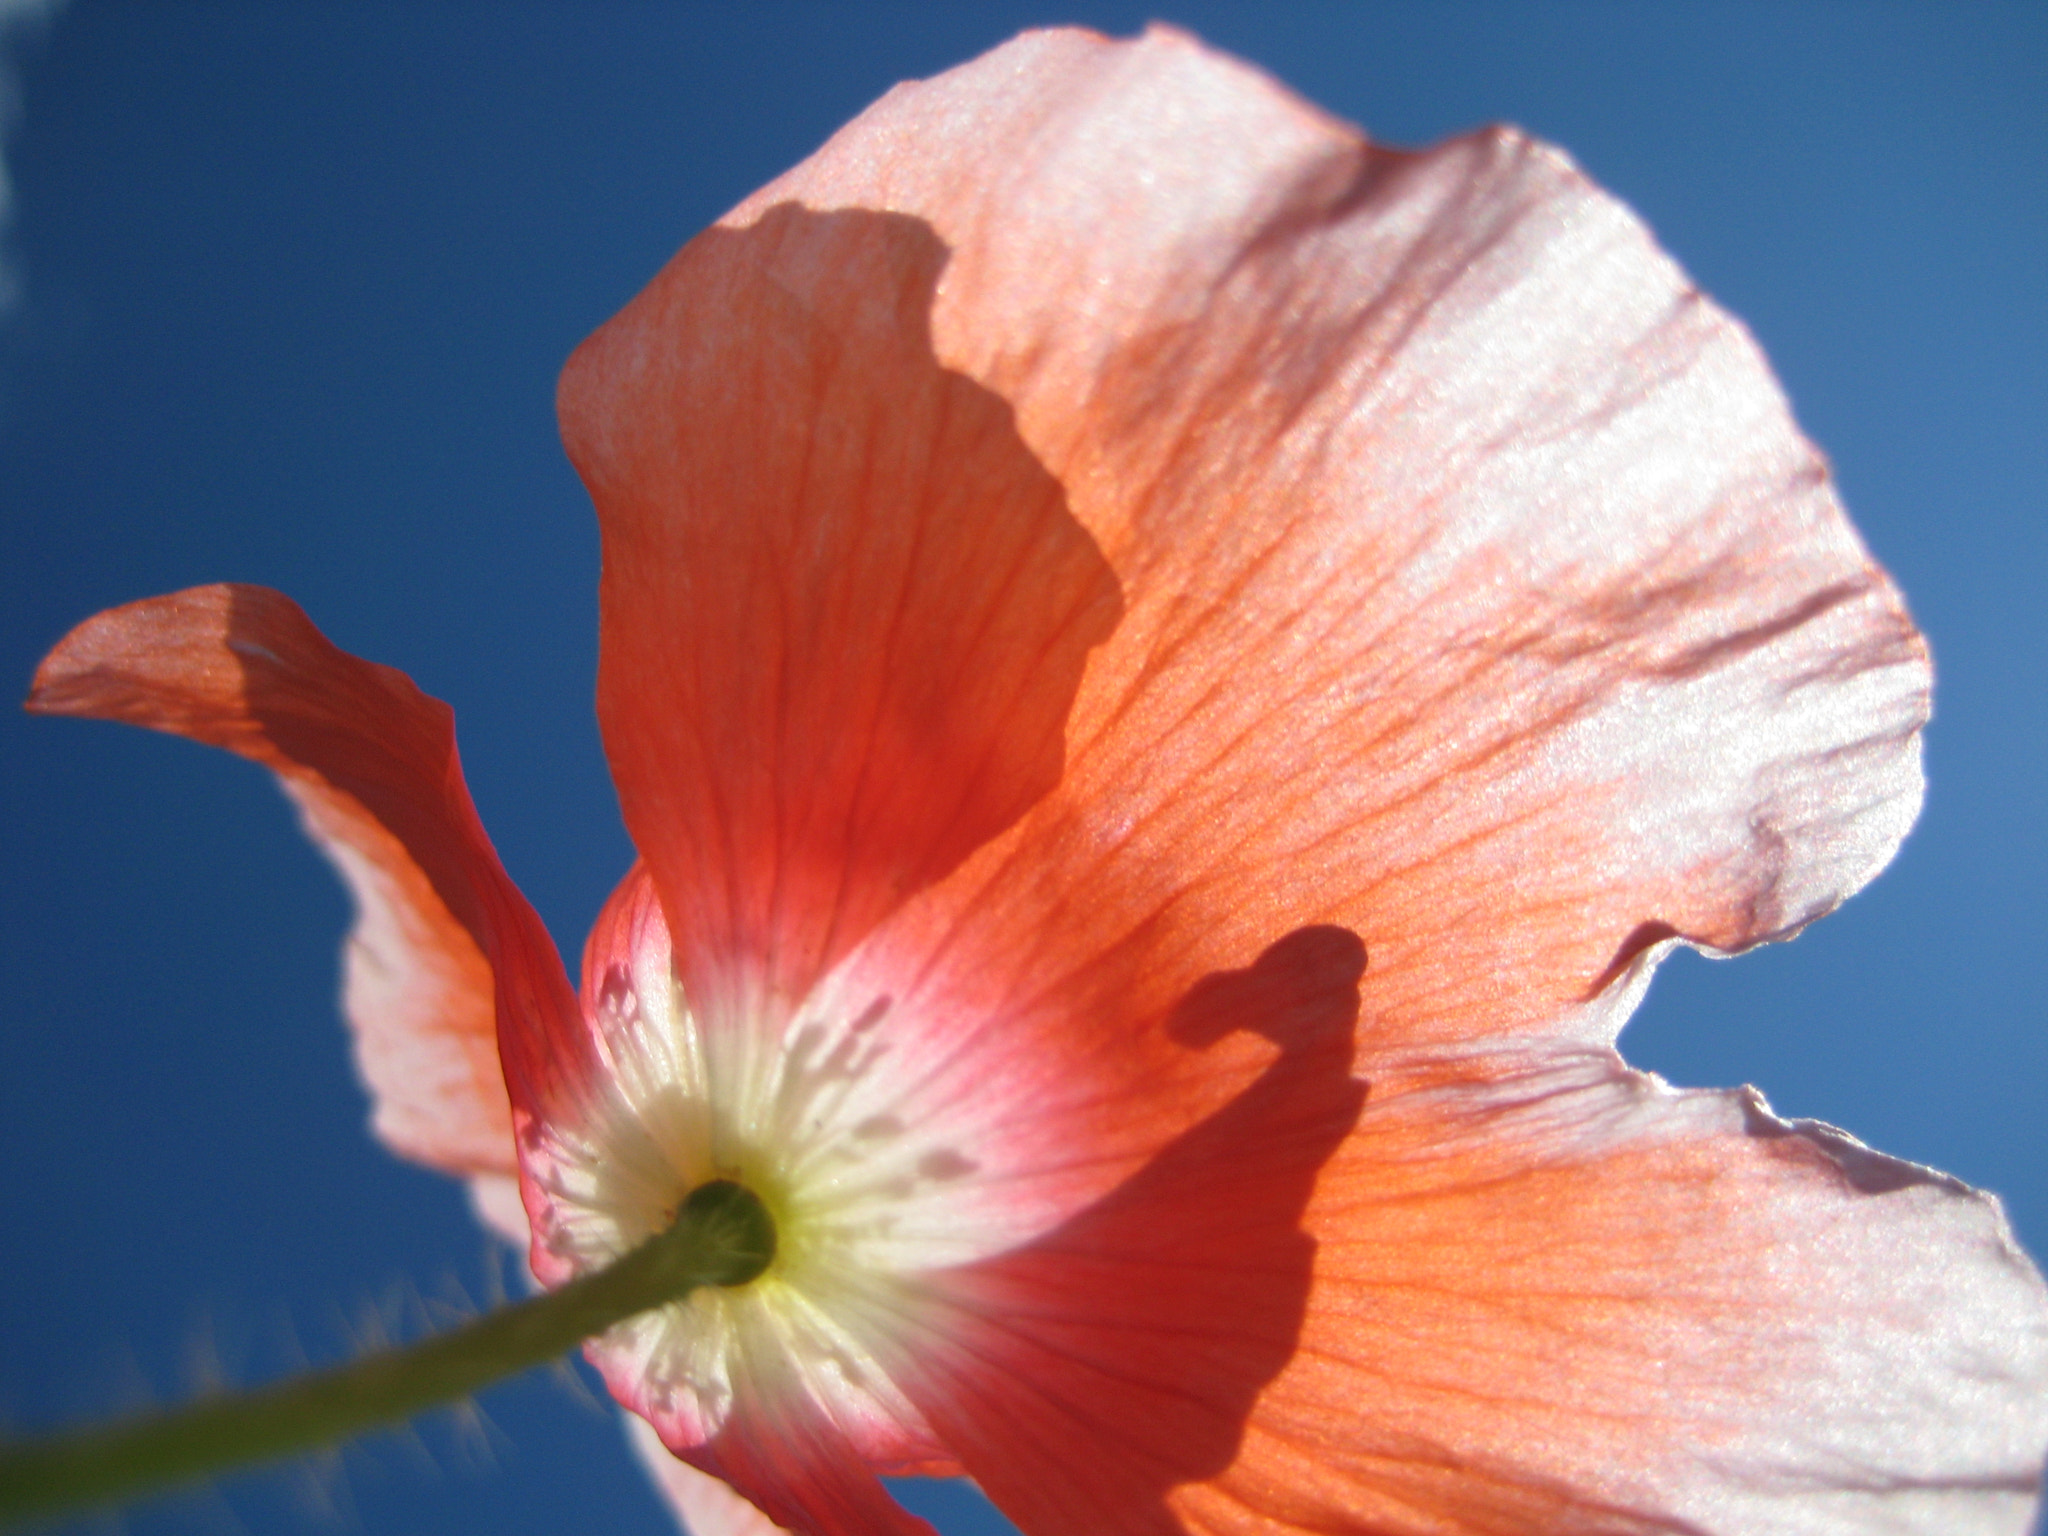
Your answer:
(667, 1178), (778, 1289)
(530, 932), (979, 1462)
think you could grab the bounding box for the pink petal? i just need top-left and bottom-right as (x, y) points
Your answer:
(625, 1416), (800, 1536)
(26, 585), (577, 1207)
(695, 25), (1927, 1057)
(891, 1050), (2048, 1535)
(686, 1392), (939, 1536)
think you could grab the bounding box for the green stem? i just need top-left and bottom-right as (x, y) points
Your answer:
(0, 1179), (774, 1526)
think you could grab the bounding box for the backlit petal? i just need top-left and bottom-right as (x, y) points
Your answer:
(704, 25), (1927, 1056)
(627, 1417), (799, 1536)
(26, 585), (576, 1199)
(535, 26), (2003, 1536)
(888, 1052), (2048, 1535)
(561, 204), (1122, 1030)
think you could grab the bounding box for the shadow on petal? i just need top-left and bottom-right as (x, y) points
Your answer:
(896, 925), (1369, 1535)
(567, 205), (1124, 1028)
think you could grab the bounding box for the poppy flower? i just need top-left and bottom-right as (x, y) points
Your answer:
(27, 24), (2048, 1536)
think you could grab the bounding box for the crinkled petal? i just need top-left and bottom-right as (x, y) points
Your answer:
(886, 1051), (2048, 1535)
(537, 26), (2004, 1536)
(26, 585), (577, 1218)
(692, 24), (1928, 1056)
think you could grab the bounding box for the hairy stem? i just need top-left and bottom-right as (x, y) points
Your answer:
(0, 1179), (774, 1525)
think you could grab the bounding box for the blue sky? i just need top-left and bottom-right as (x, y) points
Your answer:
(2, 5), (2042, 1535)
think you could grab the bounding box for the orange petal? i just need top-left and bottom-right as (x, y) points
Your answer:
(25, 584), (580, 1195)
(538, 25), (2007, 1535)
(696, 24), (1927, 1055)
(561, 204), (1122, 1028)
(888, 1051), (2048, 1535)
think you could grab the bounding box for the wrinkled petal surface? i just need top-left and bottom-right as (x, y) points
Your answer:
(539, 24), (2021, 1536)
(27, 585), (574, 1217)
(660, 24), (1929, 1063)
(888, 1052), (2048, 1534)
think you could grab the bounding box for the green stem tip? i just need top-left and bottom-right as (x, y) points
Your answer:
(0, 1179), (776, 1527)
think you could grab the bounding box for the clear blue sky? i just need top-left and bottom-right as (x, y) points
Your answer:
(2, 5), (2042, 1534)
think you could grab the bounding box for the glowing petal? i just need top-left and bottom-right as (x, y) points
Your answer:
(26, 585), (573, 1216)
(1185, 1057), (2048, 1536)
(627, 1417), (799, 1536)
(526, 25), (2010, 1536)
(709, 25), (1927, 1056)
(883, 1051), (2048, 1534)
(876, 927), (1376, 1533)
(561, 205), (1122, 1030)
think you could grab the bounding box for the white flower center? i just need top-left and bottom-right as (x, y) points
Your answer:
(533, 933), (980, 1460)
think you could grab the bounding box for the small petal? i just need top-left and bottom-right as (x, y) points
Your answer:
(26, 585), (578, 1196)
(466, 1172), (531, 1248)
(626, 1416), (798, 1536)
